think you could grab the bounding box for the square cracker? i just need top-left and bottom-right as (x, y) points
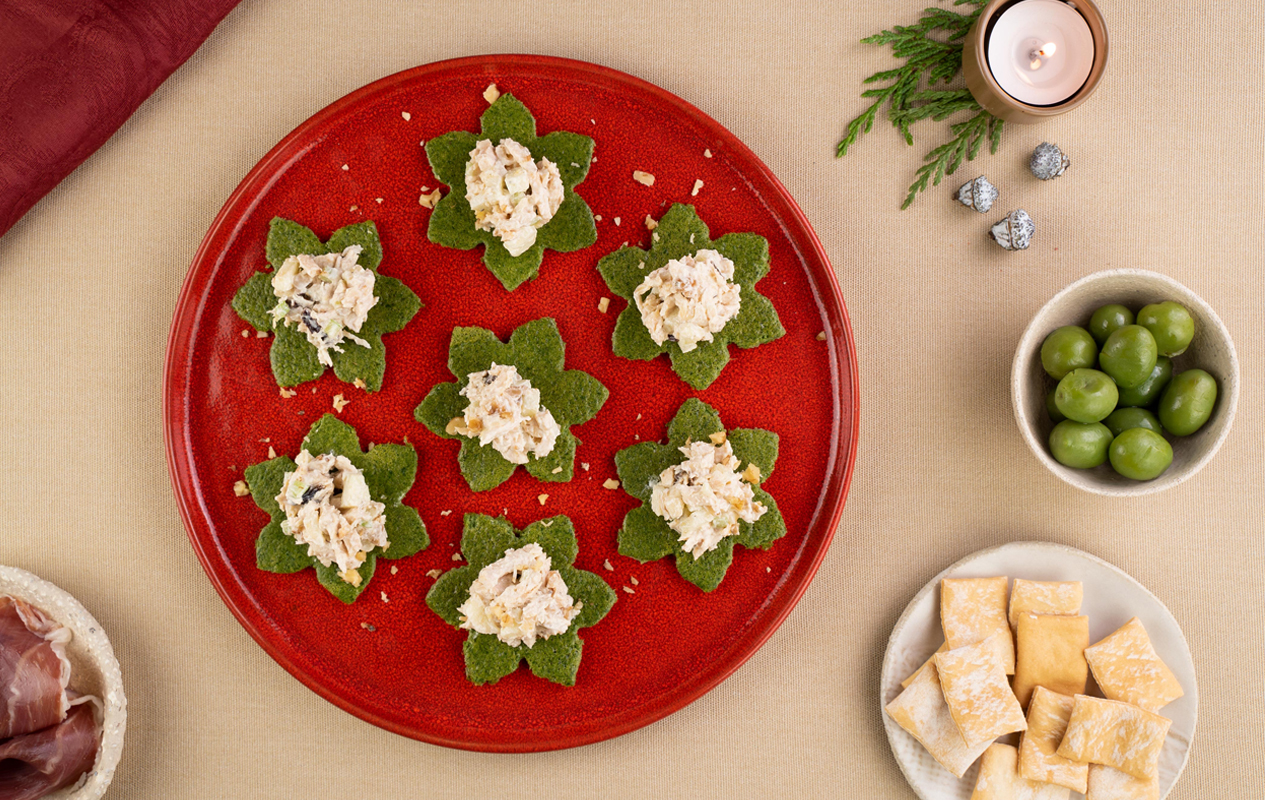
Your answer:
(1055, 695), (1171, 781)
(1086, 764), (1159, 800)
(885, 660), (993, 778)
(1008, 579), (1083, 629)
(971, 743), (1071, 800)
(902, 641), (948, 689)
(1018, 687), (1088, 794)
(942, 576), (1014, 673)
(1084, 617), (1184, 712)
(1013, 613), (1089, 708)
(936, 630), (1028, 747)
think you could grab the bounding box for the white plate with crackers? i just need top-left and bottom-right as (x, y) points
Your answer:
(880, 542), (1197, 800)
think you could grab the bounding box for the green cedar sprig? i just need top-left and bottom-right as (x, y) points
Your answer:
(836, 0), (1005, 209)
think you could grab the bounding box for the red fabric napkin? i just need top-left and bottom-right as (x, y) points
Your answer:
(0, 0), (241, 238)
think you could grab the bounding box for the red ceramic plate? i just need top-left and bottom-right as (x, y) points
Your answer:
(164, 55), (857, 752)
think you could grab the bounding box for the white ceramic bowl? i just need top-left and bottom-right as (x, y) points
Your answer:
(1012, 269), (1239, 496)
(0, 566), (126, 799)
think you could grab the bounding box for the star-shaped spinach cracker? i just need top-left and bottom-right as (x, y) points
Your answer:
(232, 217), (421, 390)
(597, 203), (785, 390)
(414, 318), (608, 492)
(614, 398), (784, 592)
(242, 413), (429, 604)
(426, 513), (616, 686)
(424, 93), (597, 290)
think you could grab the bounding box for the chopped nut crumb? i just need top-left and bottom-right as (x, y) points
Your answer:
(816, 331), (827, 341)
(259, 437), (271, 443)
(440, 509), (452, 517)
(613, 216), (621, 226)
(256, 330), (269, 338)
(550, 466), (563, 474)
(332, 393), (350, 413)
(597, 297), (610, 313)
(635, 413), (642, 421)
(540, 519), (554, 527)
(691, 179), (704, 196)
(445, 417), (463, 435)
(581, 462), (591, 471)
(349, 205), (358, 212)
(742, 463), (762, 484)
(645, 215), (658, 230)
(537, 493), (549, 506)
(622, 586), (635, 594)
(709, 431), (727, 445)
(353, 377), (367, 390)
(233, 480), (250, 497)
(267, 446), (277, 459)
(632, 170), (655, 186)
(637, 260), (646, 269)
(604, 559), (614, 571)
(602, 478), (620, 490)
(590, 118), (595, 124)
(483, 83), (500, 103)
(426, 569), (443, 579)
(391, 565), (399, 575)
(380, 591), (389, 602)
(341, 164), (349, 171)
(634, 434), (639, 440)
(591, 156), (597, 163)
(240, 329), (250, 338)
(360, 622), (376, 631)
(418, 189), (442, 208)
(401, 111), (411, 121)
(366, 442), (374, 451)
(229, 465), (237, 472)
(704, 148), (713, 158)
(652, 232), (660, 242)
(766, 566), (772, 573)
(375, 197), (384, 204)
(403, 434), (409, 444)
(452, 552), (463, 561)
(312, 387), (318, 393)
(630, 575), (639, 586)
(594, 214), (602, 222)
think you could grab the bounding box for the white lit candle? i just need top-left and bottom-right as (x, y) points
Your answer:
(986, 0), (1095, 106)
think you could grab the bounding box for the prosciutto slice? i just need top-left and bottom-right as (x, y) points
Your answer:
(0, 598), (71, 740)
(0, 702), (99, 800)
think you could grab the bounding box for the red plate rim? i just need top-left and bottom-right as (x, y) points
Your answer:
(163, 54), (859, 750)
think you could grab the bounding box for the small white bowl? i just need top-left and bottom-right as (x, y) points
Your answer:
(0, 566), (126, 799)
(1012, 269), (1239, 496)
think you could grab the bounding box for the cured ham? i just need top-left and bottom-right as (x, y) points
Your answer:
(0, 702), (99, 800)
(0, 598), (70, 740)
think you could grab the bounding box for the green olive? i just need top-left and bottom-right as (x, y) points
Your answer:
(1098, 325), (1158, 389)
(1049, 420), (1113, 469)
(1088, 304), (1134, 346)
(1046, 390), (1066, 423)
(1103, 407), (1162, 438)
(1040, 326), (1097, 380)
(1108, 428), (1173, 480)
(1137, 301), (1195, 357)
(1055, 368), (1120, 423)
(1158, 368), (1218, 436)
(1117, 356), (1173, 408)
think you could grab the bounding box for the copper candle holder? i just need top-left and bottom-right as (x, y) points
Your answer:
(963, 0), (1109, 123)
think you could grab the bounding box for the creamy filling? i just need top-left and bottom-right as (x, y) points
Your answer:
(276, 450), (388, 586)
(269, 245), (378, 367)
(458, 543), (581, 648)
(451, 363), (560, 465)
(633, 249), (741, 353)
(464, 138), (564, 257)
(650, 439), (766, 559)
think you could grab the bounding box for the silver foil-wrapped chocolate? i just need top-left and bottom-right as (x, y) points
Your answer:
(956, 175), (998, 213)
(989, 209), (1034, 250)
(1030, 142), (1070, 180)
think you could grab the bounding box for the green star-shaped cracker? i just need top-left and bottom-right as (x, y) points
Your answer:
(426, 513), (617, 686)
(242, 413), (429, 604)
(414, 318), (608, 492)
(232, 217), (421, 391)
(614, 398), (784, 592)
(424, 93), (597, 290)
(597, 203), (785, 390)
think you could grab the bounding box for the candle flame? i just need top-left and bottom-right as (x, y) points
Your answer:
(1038, 42), (1057, 57)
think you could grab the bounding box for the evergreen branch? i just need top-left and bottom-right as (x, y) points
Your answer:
(837, 0), (1005, 208)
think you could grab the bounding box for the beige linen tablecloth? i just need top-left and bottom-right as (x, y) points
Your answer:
(1, 1), (1260, 797)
